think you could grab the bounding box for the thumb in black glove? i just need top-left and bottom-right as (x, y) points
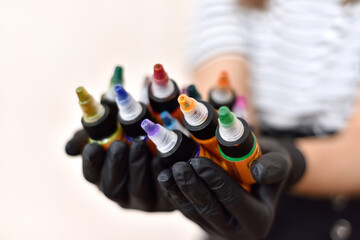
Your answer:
(65, 130), (175, 212)
(65, 129), (89, 156)
(157, 137), (306, 240)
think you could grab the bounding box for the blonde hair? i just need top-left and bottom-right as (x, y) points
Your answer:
(239, 0), (358, 9)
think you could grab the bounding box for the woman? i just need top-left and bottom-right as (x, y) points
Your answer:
(180, 0), (360, 239)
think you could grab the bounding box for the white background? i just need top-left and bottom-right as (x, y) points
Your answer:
(0, 0), (204, 239)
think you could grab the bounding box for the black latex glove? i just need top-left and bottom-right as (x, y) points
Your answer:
(65, 129), (175, 212)
(157, 137), (306, 240)
(65, 129), (89, 156)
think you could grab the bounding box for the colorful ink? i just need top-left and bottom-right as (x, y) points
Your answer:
(178, 94), (230, 171)
(101, 66), (124, 118)
(208, 71), (236, 110)
(187, 84), (202, 101)
(114, 84), (156, 154)
(76, 86), (123, 150)
(148, 64), (182, 123)
(216, 106), (262, 187)
(160, 111), (190, 137)
(232, 96), (248, 120)
(141, 119), (218, 166)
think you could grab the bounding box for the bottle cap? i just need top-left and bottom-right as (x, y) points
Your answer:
(76, 86), (105, 123)
(111, 66), (124, 86)
(114, 84), (153, 138)
(153, 64), (169, 86)
(216, 117), (254, 159)
(187, 84), (202, 100)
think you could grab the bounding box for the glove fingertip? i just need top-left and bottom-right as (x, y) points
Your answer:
(65, 140), (81, 156)
(157, 169), (178, 193)
(250, 152), (290, 184)
(189, 157), (227, 183)
(82, 143), (105, 184)
(171, 162), (194, 186)
(65, 130), (89, 156)
(157, 169), (172, 185)
(108, 140), (127, 154)
(83, 142), (103, 153)
(250, 162), (267, 184)
(82, 143), (105, 166)
(189, 157), (214, 170)
(129, 138), (148, 152)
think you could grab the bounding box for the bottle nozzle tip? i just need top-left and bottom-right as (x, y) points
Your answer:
(141, 119), (159, 136)
(160, 111), (173, 127)
(76, 86), (105, 122)
(111, 66), (123, 85)
(114, 84), (128, 101)
(178, 94), (195, 111)
(218, 106), (234, 126)
(217, 71), (230, 89)
(76, 86), (84, 93)
(154, 63), (163, 71)
(76, 86), (90, 102)
(153, 63), (168, 85)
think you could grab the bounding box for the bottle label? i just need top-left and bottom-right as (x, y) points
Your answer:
(194, 143), (222, 165)
(192, 135), (220, 157)
(219, 133), (262, 185)
(193, 133), (262, 187)
(192, 135), (229, 170)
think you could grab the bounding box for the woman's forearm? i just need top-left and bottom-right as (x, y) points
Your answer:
(293, 131), (360, 197)
(194, 56), (360, 197)
(292, 90), (360, 197)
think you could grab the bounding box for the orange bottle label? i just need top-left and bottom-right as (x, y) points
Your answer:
(170, 107), (184, 124)
(220, 138), (262, 185)
(193, 135), (221, 158)
(192, 135), (229, 170)
(197, 144), (222, 164)
(193, 133), (262, 188)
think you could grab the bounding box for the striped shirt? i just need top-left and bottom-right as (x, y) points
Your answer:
(188, 0), (360, 134)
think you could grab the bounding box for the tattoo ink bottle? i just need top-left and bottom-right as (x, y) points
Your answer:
(148, 64), (183, 123)
(101, 66), (124, 118)
(141, 119), (218, 167)
(76, 86), (124, 150)
(232, 96), (248, 121)
(160, 111), (191, 137)
(208, 71), (236, 110)
(216, 106), (262, 187)
(114, 84), (157, 155)
(138, 76), (151, 105)
(186, 84), (202, 101)
(178, 94), (231, 171)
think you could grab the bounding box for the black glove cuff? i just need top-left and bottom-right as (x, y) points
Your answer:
(279, 140), (306, 187)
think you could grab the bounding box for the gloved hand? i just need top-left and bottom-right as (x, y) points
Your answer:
(65, 129), (175, 212)
(65, 129), (89, 156)
(157, 137), (306, 240)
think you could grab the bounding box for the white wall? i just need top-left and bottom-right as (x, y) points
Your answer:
(0, 1), (204, 239)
